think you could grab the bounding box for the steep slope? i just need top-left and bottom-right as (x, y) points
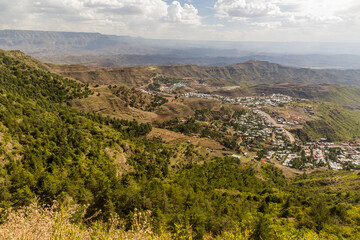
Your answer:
(295, 103), (360, 141)
(0, 50), (170, 213)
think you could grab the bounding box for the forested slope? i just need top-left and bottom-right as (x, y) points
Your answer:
(2, 51), (360, 239)
(0, 51), (160, 214)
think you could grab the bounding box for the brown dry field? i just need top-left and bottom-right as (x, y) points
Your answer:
(71, 85), (158, 122)
(71, 85), (238, 123)
(264, 105), (313, 126)
(149, 128), (224, 149)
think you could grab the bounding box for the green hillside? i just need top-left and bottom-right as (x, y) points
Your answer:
(312, 85), (360, 109)
(0, 51), (165, 212)
(2, 50), (360, 239)
(252, 83), (360, 109)
(294, 103), (360, 142)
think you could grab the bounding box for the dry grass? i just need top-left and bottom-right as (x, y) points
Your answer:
(0, 200), (169, 240)
(0, 199), (258, 240)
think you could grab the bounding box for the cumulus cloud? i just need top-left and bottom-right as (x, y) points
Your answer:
(165, 1), (201, 25)
(1, 0), (359, 41)
(0, 0), (201, 37)
(214, 0), (355, 28)
(215, 0), (281, 19)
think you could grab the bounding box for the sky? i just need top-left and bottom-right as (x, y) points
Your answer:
(1, 0), (360, 42)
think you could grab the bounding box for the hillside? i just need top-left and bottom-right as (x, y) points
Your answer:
(0, 50), (184, 215)
(0, 49), (52, 71)
(249, 83), (360, 109)
(48, 60), (360, 88)
(4, 48), (358, 90)
(295, 103), (360, 142)
(4, 50), (360, 144)
(3, 49), (360, 239)
(70, 84), (227, 123)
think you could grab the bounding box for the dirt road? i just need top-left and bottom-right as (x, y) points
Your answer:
(258, 110), (296, 144)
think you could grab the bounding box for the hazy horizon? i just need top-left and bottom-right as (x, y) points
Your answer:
(2, 28), (360, 44)
(1, 0), (360, 42)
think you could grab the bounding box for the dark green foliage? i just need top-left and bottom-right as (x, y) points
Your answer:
(261, 164), (287, 187)
(0, 53), (156, 214)
(2, 52), (360, 239)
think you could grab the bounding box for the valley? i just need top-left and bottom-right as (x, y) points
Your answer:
(2, 0), (360, 237)
(56, 59), (360, 173)
(1, 49), (360, 239)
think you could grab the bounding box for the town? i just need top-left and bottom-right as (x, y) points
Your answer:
(182, 91), (360, 171)
(139, 80), (360, 171)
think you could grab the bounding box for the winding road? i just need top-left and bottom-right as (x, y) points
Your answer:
(257, 110), (296, 144)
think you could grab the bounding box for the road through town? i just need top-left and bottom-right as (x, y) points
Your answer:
(257, 110), (296, 144)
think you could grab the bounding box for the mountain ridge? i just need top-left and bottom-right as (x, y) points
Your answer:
(47, 59), (360, 87)
(3, 29), (360, 69)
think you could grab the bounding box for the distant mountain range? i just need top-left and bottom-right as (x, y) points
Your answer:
(2, 29), (360, 69)
(3, 49), (360, 90)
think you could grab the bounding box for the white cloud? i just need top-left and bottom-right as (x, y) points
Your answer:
(214, 0), (357, 29)
(215, 0), (281, 19)
(250, 21), (281, 28)
(31, 0), (169, 21)
(1, 0), (360, 42)
(0, 0), (201, 38)
(165, 1), (201, 25)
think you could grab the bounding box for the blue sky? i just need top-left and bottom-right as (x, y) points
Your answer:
(0, 0), (360, 42)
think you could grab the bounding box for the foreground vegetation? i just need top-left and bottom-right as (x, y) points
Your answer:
(2, 51), (360, 239)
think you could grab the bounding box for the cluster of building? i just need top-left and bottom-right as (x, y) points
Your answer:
(233, 109), (360, 170)
(185, 91), (360, 171)
(231, 112), (273, 144)
(143, 83), (360, 171)
(279, 141), (360, 170)
(159, 82), (188, 93)
(183, 92), (293, 108)
(236, 94), (293, 107)
(183, 92), (220, 100)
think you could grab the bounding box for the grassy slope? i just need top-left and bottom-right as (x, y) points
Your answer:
(296, 103), (360, 141)
(313, 85), (360, 109)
